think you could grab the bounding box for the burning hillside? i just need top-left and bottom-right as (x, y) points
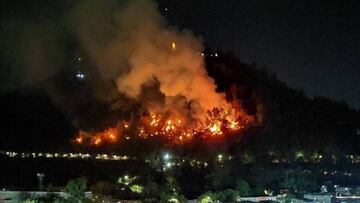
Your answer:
(72, 0), (255, 146)
(75, 105), (254, 146)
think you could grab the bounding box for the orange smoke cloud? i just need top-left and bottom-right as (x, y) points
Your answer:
(71, 0), (229, 118)
(70, 0), (255, 146)
(113, 0), (228, 117)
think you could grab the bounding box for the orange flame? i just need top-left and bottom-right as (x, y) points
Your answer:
(74, 104), (254, 146)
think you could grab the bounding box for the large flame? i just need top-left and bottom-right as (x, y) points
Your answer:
(74, 105), (254, 146)
(71, 0), (255, 147)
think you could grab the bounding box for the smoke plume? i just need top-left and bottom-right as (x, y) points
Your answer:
(0, 0), (247, 131)
(70, 0), (229, 119)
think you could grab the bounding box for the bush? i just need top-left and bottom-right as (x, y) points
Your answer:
(197, 191), (217, 203)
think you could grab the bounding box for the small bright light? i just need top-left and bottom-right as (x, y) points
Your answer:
(75, 71), (85, 80)
(217, 154), (223, 162)
(168, 197), (179, 203)
(200, 196), (212, 203)
(163, 153), (171, 161)
(171, 42), (176, 50)
(130, 184), (144, 193)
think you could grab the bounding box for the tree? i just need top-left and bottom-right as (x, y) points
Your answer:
(90, 180), (112, 196)
(206, 165), (233, 190)
(15, 192), (31, 202)
(64, 178), (88, 203)
(144, 181), (160, 201)
(281, 171), (317, 197)
(197, 192), (217, 203)
(158, 177), (186, 203)
(251, 184), (265, 196)
(21, 200), (38, 203)
(216, 189), (240, 202)
(159, 193), (186, 203)
(235, 179), (250, 197)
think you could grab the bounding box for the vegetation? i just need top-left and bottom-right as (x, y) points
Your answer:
(0, 51), (359, 201)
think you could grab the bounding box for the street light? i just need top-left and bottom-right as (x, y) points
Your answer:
(163, 153), (171, 161)
(37, 173), (45, 191)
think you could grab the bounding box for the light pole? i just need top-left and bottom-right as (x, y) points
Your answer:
(37, 173), (45, 191)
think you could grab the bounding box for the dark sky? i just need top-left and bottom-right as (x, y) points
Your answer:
(0, 0), (359, 108)
(158, 0), (360, 108)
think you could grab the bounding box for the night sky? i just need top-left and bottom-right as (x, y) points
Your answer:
(158, 0), (360, 108)
(1, 0), (359, 108)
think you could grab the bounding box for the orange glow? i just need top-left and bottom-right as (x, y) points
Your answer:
(92, 137), (102, 145)
(73, 104), (254, 146)
(208, 122), (222, 135)
(74, 124), (122, 146)
(74, 130), (87, 144)
(103, 127), (119, 142)
(75, 137), (83, 144)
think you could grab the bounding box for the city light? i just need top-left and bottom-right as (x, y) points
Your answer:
(0, 151), (129, 161)
(130, 184), (144, 193)
(163, 153), (171, 161)
(75, 71), (85, 80)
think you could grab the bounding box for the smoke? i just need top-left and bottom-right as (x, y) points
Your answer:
(70, 0), (229, 119)
(0, 0), (234, 128)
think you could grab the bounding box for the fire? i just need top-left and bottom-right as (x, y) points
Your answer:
(92, 137), (102, 145)
(67, 0), (257, 147)
(74, 105), (254, 146)
(208, 122), (222, 135)
(150, 114), (160, 127)
(75, 136), (83, 144)
(104, 128), (118, 142)
(74, 126), (121, 146)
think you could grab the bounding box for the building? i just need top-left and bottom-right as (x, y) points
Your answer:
(0, 190), (92, 203)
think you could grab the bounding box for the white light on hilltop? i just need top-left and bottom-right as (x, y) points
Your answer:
(75, 71), (85, 80)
